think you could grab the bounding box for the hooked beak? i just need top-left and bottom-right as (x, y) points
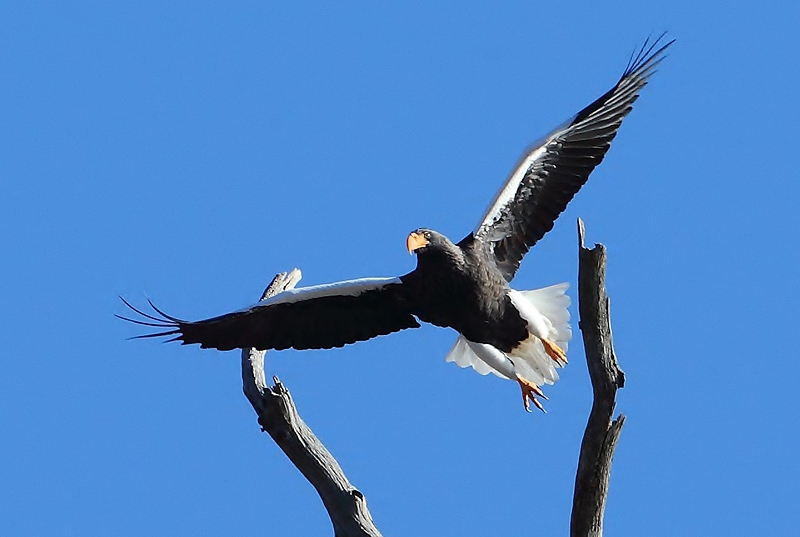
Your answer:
(406, 232), (429, 254)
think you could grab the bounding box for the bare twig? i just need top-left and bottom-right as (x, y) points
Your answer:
(241, 269), (383, 537)
(571, 219), (626, 537)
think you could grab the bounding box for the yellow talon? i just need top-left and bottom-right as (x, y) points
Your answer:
(541, 338), (568, 365)
(516, 375), (547, 413)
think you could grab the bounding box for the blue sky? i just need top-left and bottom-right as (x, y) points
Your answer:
(2, 2), (798, 535)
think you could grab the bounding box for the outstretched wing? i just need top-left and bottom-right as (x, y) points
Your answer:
(119, 277), (420, 351)
(469, 35), (673, 281)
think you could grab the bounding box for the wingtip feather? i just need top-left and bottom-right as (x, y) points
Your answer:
(118, 295), (185, 342)
(622, 33), (674, 80)
(128, 329), (181, 340)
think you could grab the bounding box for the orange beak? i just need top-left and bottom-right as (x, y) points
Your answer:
(406, 232), (429, 254)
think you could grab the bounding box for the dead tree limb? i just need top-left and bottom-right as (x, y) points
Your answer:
(570, 219), (627, 537)
(241, 269), (383, 537)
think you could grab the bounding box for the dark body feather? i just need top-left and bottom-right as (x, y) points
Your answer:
(400, 231), (528, 352)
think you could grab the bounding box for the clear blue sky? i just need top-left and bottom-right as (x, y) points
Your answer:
(2, 2), (798, 535)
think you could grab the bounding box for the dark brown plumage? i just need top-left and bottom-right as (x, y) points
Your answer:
(120, 36), (671, 409)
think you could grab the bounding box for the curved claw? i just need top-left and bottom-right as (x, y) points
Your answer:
(516, 375), (547, 413)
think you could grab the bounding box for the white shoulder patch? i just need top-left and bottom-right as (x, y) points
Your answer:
(474, 143), (550, 238)
(236, 277), (403, 312)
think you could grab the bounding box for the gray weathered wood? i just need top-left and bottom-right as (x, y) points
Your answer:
(571, 219), (626, 537)
(241, 269), (383, 537)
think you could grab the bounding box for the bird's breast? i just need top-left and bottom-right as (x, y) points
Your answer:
(406, 277), (528, 352)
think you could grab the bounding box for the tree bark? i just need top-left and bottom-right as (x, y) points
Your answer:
(570, 219), (626, 537)
(241, 269), (383, 537)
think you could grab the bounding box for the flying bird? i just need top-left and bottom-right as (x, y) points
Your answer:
(120, 36), (672, 411)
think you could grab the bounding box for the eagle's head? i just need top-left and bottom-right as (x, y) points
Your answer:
(406, 228), (463, 262)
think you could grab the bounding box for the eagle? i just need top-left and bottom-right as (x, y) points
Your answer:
(121, 36), (671, 411)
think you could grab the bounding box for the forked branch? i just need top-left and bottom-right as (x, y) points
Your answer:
(241, 269), (382, 537)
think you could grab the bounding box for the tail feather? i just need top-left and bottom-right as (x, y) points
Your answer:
(518, 283), (571, 352)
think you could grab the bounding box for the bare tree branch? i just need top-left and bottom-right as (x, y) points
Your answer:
(571, 219), (626, 537)
(241, 269), (383, 537)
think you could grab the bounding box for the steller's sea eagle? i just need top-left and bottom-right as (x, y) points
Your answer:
(120, 36), (672, 411)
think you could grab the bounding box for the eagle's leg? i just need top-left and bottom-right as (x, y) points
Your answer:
(541, 338), (568, 365)
(516, 375), (547, 413)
